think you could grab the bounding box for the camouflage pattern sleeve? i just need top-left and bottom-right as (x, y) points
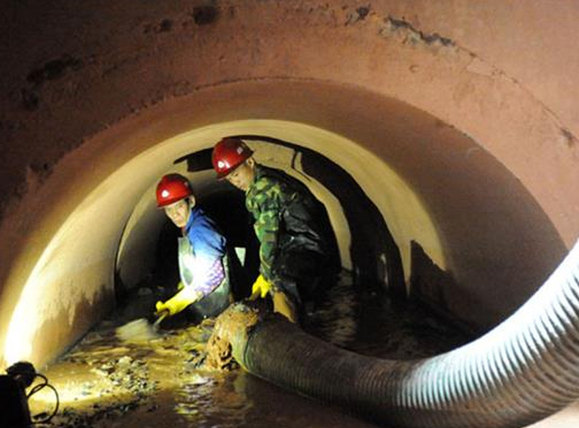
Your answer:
(246, 176), (284, 282)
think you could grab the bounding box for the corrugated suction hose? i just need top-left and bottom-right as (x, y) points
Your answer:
(231, 240), (579, 428)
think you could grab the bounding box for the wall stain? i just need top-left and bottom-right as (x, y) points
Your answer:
(561, 127), (577, 148)
(345, 5), (370, 25)
(22, 54), (83, 111)
(191, 5), (219, 25)
(143, 19), (173, 34)
(380, 16), (455, 48)
(27, 54), (83, 86)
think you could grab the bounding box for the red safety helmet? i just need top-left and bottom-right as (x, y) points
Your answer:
(156, 173), (193, 207)
(212, 137), (254, 179)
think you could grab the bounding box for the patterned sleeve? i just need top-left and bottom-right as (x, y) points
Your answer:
(252, 180), (283, 282)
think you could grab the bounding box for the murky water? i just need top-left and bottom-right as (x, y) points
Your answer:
(28, 272), (473, 428)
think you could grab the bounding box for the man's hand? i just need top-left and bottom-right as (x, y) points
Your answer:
(250, 274), (272, 300)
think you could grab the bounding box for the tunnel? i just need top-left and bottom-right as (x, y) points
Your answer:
(1, 1), (578, 427)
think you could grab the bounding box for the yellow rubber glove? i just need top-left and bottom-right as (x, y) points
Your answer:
(250, 274), (272, 300)
(155, 287), (203, 316)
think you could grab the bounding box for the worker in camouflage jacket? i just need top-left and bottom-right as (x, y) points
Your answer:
(212, 137), (339, 322)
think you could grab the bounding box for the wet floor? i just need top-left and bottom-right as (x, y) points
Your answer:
(28, 272), (474, 428)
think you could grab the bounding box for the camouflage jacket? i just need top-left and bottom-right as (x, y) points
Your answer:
(245, 165), (325, 282)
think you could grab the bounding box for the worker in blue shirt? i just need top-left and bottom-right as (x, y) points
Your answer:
(154, 173), (232, 321)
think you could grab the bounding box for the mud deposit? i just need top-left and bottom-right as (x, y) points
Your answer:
(27, 273), (473, 427)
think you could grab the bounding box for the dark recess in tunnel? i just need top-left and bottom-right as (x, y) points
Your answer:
(170, 136), (407, 300)
(114, 136), (406, 313)
(409, 240), (477, 335)
(235, 135), (406, 300)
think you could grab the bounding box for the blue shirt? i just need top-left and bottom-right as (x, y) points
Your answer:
(183, 207), (226, 294)
(184, 207), (226, 259)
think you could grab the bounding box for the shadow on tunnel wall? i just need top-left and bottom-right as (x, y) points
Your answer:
(167, 136), (406, 302)
(235, 135), (406, 300)
(409, 240), (478, 335)
(405, 120), (570, 331)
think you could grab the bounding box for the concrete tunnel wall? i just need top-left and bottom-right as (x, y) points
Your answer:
(0, 0), (578, 369)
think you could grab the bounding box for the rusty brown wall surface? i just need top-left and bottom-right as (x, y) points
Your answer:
(1, 0), (578, 233)
(0, 0), (578, 366)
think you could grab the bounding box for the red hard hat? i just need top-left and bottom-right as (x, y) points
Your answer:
(212, 137), (254, 179)
(156, 173), (192, 207)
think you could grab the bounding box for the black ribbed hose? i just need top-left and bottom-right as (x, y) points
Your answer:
(231, 240), (579, 428)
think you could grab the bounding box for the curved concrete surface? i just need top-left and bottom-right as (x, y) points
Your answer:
(0, 0), (577, 393)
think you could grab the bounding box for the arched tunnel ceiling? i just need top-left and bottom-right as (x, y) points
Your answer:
(0, 79), (569, 368)
(1, 0), (578, 242)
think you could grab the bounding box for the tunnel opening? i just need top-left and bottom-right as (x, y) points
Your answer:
(115, 135), (407, 313)
(111, 134), (425, 362)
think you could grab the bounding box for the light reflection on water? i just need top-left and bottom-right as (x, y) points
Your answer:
(304, 271), (471, 359)
(165, 271), (472, 427)
(171, 369), (379, 428)
(174, 372), (251, 427)
(32, 271), (473, 428)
